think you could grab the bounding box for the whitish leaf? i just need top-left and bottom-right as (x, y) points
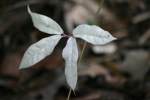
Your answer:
(19, 35), (62, 69)
(73, 24), (116, 45)
(62, 37), (78, 90)
(28, 6), (63, 34)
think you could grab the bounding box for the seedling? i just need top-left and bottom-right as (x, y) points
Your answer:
(19, 6), (116, 91)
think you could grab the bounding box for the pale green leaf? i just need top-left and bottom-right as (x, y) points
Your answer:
(28, 6), (63, 34)
(19, 35), (62, 69)
(62, 37), (78, 90)
(73, 24), (116, 45)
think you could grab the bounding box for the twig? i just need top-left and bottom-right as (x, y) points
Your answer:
(78, 0), (105, 63)
(78, 42), (87, 63)
(96, 0), (104, 16)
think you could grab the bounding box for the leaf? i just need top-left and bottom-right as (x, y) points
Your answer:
(28, 6), (64, 34)
(62, 37), (78, 90)
(73, 24), (116, 45)
(19, 35), (62, 69)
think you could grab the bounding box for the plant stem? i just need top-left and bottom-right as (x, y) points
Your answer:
(67, 89), (72, 100)
(78, 42), (87, 63)
(96, 0), (104, 16)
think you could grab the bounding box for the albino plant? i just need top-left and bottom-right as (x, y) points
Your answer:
(19, 6), (116, 90)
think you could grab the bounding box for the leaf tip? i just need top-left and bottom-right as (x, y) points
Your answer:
(112, 36), (117, 41)
(19, 66), (25, 70)
(27, 5), (31, 14)
(19, 63), (27, 70)
(68, 78), (77, 90)
(19, 59), (31, 70)
(19, 67), (23, 70)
